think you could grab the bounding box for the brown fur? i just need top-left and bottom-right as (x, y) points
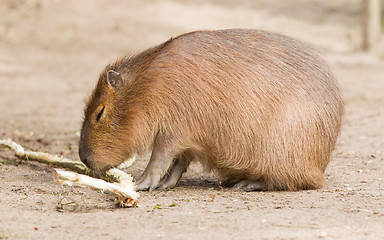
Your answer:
(79, 29), (344, 191)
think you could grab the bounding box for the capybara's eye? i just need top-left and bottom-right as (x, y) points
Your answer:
(96, 107), (105, 122)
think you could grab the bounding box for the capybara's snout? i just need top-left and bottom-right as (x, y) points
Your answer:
(78, 135), (116, 171)
(78, 140), (92, 169)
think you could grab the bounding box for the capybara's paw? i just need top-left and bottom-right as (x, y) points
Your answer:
(134, 172), (161, 191)
(232, 180), (266, 192)
(157, 174), (179, 190)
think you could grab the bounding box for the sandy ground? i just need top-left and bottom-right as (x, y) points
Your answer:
(0, 0), (383, 239)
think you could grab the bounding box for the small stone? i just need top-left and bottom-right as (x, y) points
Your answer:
(319, 232), (327, 238)
(206, 193), (215, 202)
(60, 149), (71, 155)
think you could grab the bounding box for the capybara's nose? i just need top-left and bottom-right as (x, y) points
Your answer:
(79, 141), (92, 168)
(79, 152), (94, 169)
(81, 157), (89, 167)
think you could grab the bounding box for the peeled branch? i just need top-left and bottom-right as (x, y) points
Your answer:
(53, 169), (139, 207)
(0, 138), (139, 207)
(0, 138), (87, 173)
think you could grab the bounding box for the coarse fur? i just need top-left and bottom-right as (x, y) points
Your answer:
(79, 29), (344, 191)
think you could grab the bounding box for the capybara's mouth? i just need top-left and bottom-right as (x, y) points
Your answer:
(86, 164), (115, 178)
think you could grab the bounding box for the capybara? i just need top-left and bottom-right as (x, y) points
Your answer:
(79, 29), (343, 191)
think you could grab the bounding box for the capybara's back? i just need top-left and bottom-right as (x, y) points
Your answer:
(79, 29), (344, 191)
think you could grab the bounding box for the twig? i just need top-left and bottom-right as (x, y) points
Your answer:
(271, 224), (319, 229)
(0, 138), (87, 173)
(53, 169), (139, 207)
(0, 138), (139, 207)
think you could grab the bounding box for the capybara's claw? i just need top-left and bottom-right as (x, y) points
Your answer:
(232, 180), (267, 192)
(134, 173), (161, 191)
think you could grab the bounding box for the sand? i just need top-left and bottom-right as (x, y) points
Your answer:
(0, 0), (383, 239)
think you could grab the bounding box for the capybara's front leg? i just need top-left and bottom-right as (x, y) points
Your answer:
(135, 143), (177, 191)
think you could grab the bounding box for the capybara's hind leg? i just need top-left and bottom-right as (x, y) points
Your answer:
(232, 179), (267, 192)
(158, 156), (190, 189)
(135, 142), (177, 191)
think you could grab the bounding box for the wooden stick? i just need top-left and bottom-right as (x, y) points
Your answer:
(0, 138), (139, 207)
(53, 169), (139, 207)
(0, 138), (87, 173)
(361, 0), (382, 51)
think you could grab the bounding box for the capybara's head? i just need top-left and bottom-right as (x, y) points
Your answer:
(79, 69), (127, 171)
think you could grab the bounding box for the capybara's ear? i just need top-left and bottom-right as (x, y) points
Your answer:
(106, 70), (124, 91)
